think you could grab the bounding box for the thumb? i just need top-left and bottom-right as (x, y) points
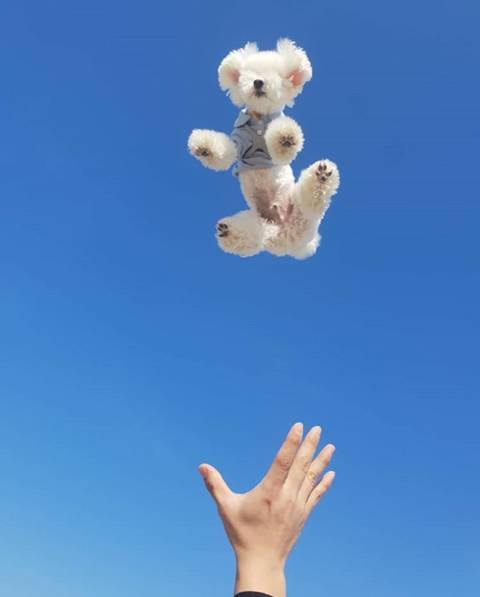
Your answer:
(198, 463), (232, 508)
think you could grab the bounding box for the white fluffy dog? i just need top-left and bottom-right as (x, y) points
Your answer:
(188, 38), (340, 259)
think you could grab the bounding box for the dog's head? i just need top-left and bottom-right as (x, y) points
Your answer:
(218, 38), (312, 114)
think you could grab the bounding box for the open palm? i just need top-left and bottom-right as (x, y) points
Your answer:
(198, 422), (336, 565)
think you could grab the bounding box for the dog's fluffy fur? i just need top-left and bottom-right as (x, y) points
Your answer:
(188, 38), (340, 259)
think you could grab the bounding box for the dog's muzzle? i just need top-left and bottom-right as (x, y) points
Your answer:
(253, 79), (266, 97)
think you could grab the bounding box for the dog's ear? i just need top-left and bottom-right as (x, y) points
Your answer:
(277, 38), (312, 88)
(218, 42), (258, 90)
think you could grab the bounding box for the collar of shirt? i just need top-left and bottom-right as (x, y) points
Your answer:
(233, 107), (284, 128)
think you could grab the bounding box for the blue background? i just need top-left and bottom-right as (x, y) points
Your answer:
(1, 1), (479, 596)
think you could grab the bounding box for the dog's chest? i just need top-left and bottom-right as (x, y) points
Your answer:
(238, 121), (271, 164)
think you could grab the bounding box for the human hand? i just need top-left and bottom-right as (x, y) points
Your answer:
(198, 422), (336, 596)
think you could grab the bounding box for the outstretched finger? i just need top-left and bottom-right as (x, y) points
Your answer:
(304, 470), (336, 517)
(297, 443), (335, 505)
(198, 463), (233, 510)
(258, 422), (304, 495)
(283, 425), (322, 496)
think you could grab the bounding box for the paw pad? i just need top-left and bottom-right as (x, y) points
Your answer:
(196, 147), (211, 157)
(280, 135), (296, 148)
(217, 222), (229, 237)
(316, 162), (333, 182)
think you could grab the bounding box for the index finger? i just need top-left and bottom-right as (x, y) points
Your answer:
(258, 422), (304, 495)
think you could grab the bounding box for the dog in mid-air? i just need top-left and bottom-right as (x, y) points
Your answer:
(187, 38), (340, 259)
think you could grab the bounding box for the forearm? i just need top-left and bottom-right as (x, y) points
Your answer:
(234, 555), (286, 597)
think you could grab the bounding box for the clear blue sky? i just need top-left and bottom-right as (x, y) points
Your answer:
(1, 1), (479, 596)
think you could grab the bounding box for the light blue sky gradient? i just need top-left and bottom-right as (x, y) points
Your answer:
(1, 1), (479, 596)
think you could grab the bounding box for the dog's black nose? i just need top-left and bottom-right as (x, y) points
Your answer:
(253, 79), (264, 89)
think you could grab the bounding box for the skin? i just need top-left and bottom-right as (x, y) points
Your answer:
(198, 422), (336, 597)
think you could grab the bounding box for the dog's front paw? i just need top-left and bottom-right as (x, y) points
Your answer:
(279, 134), (297, 148)
(188, 129), (218, 167)
(265, 116), (304, 165)
(188, 129), (236, 171)
(195, 146), (213, 158)
(216, 222), (229, 238)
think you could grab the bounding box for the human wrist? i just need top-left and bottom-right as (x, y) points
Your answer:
(234, 552), (286, 597)
(235, 546), (287, 568)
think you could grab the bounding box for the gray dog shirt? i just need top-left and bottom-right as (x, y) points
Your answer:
(231, 108), (283, 177)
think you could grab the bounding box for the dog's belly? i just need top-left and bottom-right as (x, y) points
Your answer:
(239, 166), (295, 225)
